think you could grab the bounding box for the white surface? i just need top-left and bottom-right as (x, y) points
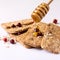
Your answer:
(0, 0), (60, 60)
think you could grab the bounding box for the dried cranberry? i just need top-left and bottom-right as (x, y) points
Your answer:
(11, 24), (16, 28)
(16, 23), (22, 27)
(3, 37), (8, 42)
(10, 39), (16, 44)
(53, 19), (57, 24)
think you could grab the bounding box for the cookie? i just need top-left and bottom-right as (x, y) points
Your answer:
(1, 19), (48, 48)
(7, 22), (48, 48)
(1, 19), (34, 33)
(1, 19), (34, 48)
(9, 33), (32, 48)
(41, 23), (60, 54)
(19, 22), (48, 48)
(9, 27), (32, 48)
(2, 19), (33, 28)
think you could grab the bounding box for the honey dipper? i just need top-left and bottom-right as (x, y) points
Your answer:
(31, 0), (53, 22)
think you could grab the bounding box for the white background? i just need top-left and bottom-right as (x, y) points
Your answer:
(0, 0), (60, 60)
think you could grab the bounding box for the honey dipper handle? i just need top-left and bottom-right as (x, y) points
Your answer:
(47, 0), (53, 5)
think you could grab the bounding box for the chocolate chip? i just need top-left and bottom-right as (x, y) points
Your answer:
(11, 28), (28, 35)
(16, 23), (22, 27)
(11, 24), (16, 28)
(34, 28), (39, 32)
(37, 32), (43, 36)
(20, 29), (28, 34)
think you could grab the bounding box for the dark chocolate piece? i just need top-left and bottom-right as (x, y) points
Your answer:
(16, 23), (22, 27)
(11, 24), (16, 28)
(37, 32), (43, 36)
(11, 28), (28, 35)
(34, 28), (39, 32)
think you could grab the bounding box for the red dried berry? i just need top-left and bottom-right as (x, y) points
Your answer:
(3, 38), (8, 42)
(53, 19), (57, 24)
(10, 39), (16, 44)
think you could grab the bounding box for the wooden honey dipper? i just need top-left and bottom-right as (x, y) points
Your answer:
(31, 0), (53, 22)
